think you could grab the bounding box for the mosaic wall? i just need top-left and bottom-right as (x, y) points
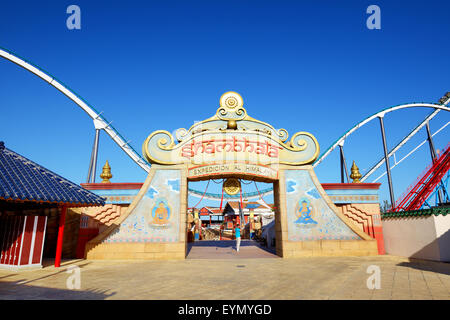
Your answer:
(89, 188), (140, 204)
(104, 170), (181, 243)
(325, 188), (379, 204)
(285, 170), (361, 241)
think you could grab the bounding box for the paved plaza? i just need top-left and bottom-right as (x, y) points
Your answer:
(1, 245), (449, 300)
(186, 240), (278, 259)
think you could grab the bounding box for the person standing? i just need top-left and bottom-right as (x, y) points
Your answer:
(235, 223), (241, 252)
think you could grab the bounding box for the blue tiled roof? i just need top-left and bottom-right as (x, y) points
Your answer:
(0, 142), (105, 206)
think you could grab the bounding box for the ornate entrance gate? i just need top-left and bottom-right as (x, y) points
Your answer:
(86, 92), (377, 259)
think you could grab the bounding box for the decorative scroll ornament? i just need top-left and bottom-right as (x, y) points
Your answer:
(143, 92), (319, 166)
(217, 91), (247, 121)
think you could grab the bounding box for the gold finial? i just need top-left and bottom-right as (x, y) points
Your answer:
(100, 160), (113, 183)
(350, 161), (362, 183)
(227, 119), (237, 130)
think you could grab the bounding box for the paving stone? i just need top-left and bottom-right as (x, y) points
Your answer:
(0, 255), (449, 300)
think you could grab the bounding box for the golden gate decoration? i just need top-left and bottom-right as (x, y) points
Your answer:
(143, 92), (320, 172)
(223, 178), (241, 196)
(85, 91), (379, 261)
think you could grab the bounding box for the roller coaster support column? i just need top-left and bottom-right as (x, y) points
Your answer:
(426, 122), (438, 160)
(339, 143), (350, 183)
(87, 129), (100, 183)
(379, 115), (395, 209)
(87, 118), (105, 183)
(426, 121), (444, 204)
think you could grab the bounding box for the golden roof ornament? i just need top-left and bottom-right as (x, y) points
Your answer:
(350, 161), (362, 183)
(100, 160), (113, 183)
(142, 91), (320, 166)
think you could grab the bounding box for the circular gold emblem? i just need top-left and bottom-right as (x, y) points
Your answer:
(223, 178), (241, 196)
(219, 91), (243, 110)
(225, 96), (238, 108)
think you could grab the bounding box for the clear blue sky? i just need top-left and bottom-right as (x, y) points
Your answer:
(0, 0), (449, 208)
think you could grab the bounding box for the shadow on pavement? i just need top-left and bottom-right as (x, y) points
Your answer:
(9, 262), (92, 286)
(42, 258), (87, 268)
(397, 259), (450, 276)
(0, 280), (115, 300)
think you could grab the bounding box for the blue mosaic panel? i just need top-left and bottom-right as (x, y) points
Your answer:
(104, 170), (181, 243)
(325, 189), (379, 204)
(90, 189), (140, 204)
(285, 170), (361, 241)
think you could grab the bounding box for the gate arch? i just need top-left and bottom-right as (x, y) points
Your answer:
(86, 92), (378, 259)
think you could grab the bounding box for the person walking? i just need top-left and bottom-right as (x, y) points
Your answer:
(235, 222), (241, 252)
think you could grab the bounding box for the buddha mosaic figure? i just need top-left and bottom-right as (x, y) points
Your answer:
(152, 201), (170, 225)
(295, 200), (317, 225)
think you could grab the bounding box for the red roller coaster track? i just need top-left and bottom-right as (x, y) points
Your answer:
(393, 143), (450, 212)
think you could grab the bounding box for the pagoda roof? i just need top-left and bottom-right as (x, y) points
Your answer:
(0, 142), (105, 206)
(223, 201), (273, 214)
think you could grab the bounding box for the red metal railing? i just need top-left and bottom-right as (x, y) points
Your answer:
(393, 143), (450, 212)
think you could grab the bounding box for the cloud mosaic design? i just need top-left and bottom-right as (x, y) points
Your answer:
(286, 179), (297, 193)
(104, 170), (181, 243)
(147, 187), (158, 199)
(285, 170), (361, 241)
(167, 179), (180, 192)
(306, 187), (321, 199)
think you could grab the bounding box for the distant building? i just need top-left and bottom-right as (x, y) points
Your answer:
(198, 206), (224, 228)
(222, 201), (274, 228)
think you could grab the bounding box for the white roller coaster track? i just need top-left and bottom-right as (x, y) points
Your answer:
(361, 108), (441, 182)
(1, 47), (448, 185)
(0, 47), (151, 173)
(372, 120), (450, 183)
(313, 100), (450, 170)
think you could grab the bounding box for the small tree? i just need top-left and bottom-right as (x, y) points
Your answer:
(380, 200), (391, 213)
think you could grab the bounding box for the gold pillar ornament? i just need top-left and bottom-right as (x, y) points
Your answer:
(100, 160), (113, 183)
(350, 161), (362, 183)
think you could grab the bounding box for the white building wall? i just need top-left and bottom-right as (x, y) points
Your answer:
(382, 216), (442, 261)
(434, 214), (450, 262)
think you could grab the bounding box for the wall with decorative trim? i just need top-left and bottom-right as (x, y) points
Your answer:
(285, 169), (361, 241)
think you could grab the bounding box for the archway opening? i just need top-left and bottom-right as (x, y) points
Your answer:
(186, 177), (279, 259)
